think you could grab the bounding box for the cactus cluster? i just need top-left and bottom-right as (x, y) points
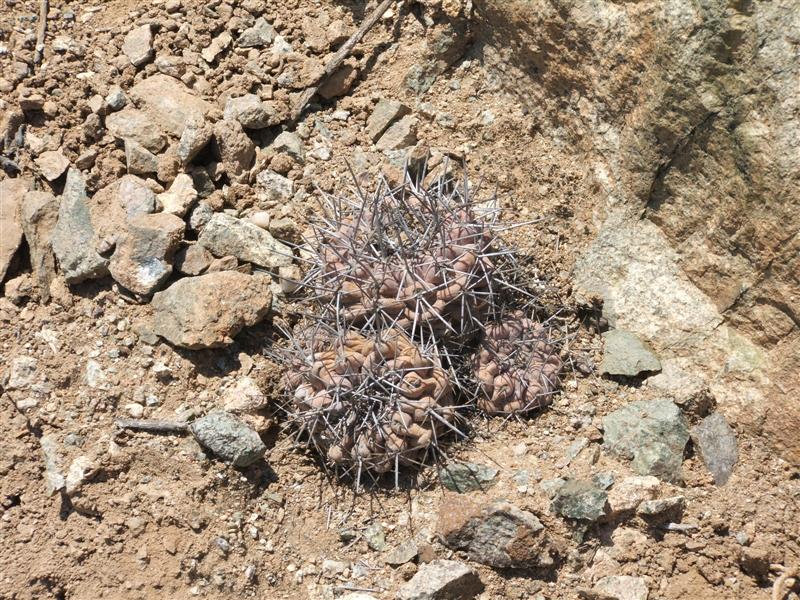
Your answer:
(280, 164), (563, 482)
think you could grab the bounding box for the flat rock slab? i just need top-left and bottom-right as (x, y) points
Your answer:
(151, 271), (272, 349)
(439, 462), (498, 493)
(129, 74), (213, 137)
(580, 575), (650, 600)
(603, 398), (689, 483)
(21, 190), (58, 300)
(600, 329), (661, 376)
(190, 410), (266, 467)
(397, 560), (483, 600)
(105, 108), (167, 153)
(198, 213), (292, 269)
(691, 412), (738, 485)
(51, 169), (109, 284)
(0, 177), (30, 283)
(551, 478), (608, 521)
(438, 496), (554, 568)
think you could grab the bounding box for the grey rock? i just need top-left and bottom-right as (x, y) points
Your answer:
(117, 176), (156, 219)
(65, 455), (94, 497)
(129, 74), (213, 137)
(105, 108), (167, 153)
(364, 523), (386, 551)
(154, 54), (185, 79)
(376, 115), (417, 151)
(592, 472), (615, 490)
(384, 539), (419, 566)
(201, 31), (232, 63)
(84, 359), (109, 389)
(539, 478), (566, 499)
(175, 244), (212, 275)
(105, 86), (128, 111)
(271, 131), (304, 161)
(7, 356), (38, 390)
(366, 99), (410, 142)
(151, 271), (272, 349)
(198, 213), (292, 269)
(438, 498), (554, 568)
(109, 213), (185, 295)
(691, 412), (738, 485)
(439, 462), (498, 493)
(600, 329), (661, 377)
(188, 200), (214, 231)
(21, 191), (58, 300)
(190, 410), (266, 467)
(122, 25), (154, 67)
(237, 17), (275, 48)
(0, 177), (29, 284)
(603, 398), (689, 483)
(40, 434), (65, 495)
(178, 121), (213, 165)
(397, 560), (483, 600)
(255, 170), (293, 203)
(51, 169), (109, 283)
(636, 495), (685, 522)
(224, 94), (275, 129)
(551, 479), (608, 521)
(35, 150), (70, 181)
(158, 173), (197, 217)
(124, 139), (158, 175)
(213, 119), (256, 177)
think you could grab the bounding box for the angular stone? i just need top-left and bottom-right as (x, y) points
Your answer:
(109, 213), (185, 295)
(224, 94), (275, 129)
(213, 119), (256, 177)
(40, 434), (65, 496)
(364, 523), (386, 551)
(154, 54), (185, 79)
(51, 169), (109, 283)
(201, 31), (232, 63)
(117, 176), (156, 218)
(237, 17), (275, 48)
(603, 399), (689, 483)
(178, 121), (213, 165)
(175, 244), (212, 276)
(198, 213), (292, 269)
(190, 410), (266, 467)
(636, 495), (685, 522)
(122, 25), (154, 67)
(124, 139), (158, 175)
(600, 329), (662, 377)
(255, 170), (293, 203)
(0, 177), (29, 283)
(129, 74), (213, 137)
(151, 271), (272, 349)
(318, 63), (357, 99)
(105, 86), (128, 111)
(35, 150), (70, 181)
(106, 108), (167, 153)
(21, 191), (58, 300)
(384, 539), (419, 566)
(271, 131), (304, 161)
(691, 412), (738, 485)
(438, 497), (554, 568)
(6, 356), (38, 390)
(366, 99), (410, 143)
(158, 173), (197, 217)
(439, 462), (498, 493)
(376, 115), (417, 151)
(551, 479), (608, 521)
(397, 560), (483, 600)
(222, 376), (268, 413)
(607, 476), (660, 514)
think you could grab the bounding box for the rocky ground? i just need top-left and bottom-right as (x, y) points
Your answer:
(1, 0), (799, 599)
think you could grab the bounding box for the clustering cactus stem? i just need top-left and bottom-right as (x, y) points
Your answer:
(279, 162), (565, 482)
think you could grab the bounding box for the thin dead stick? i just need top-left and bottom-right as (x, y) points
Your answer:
(772, 566), (797, 600)
(33, 0), (49, 66)
(291, 0), (396, 121)
(115, 418), (189, 434)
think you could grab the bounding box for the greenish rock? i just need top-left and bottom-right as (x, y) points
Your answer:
(603, 398), (689, 483)
(539, 478), (566, 499)
(600, 329), (662, 376)
(550, 479), (608, 522)
(592, 472), (615, 490)
(364, 523), (386, 551)
(190, 410), (266, 467)
(439, 463), (498, 493)
(384, 539), (418, 566)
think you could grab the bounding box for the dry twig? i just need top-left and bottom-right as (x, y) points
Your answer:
(115, 418), (189, 434)
(33, 0), (49, 66)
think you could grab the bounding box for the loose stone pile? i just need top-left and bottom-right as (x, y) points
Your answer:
(282, 166), (564, 481)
